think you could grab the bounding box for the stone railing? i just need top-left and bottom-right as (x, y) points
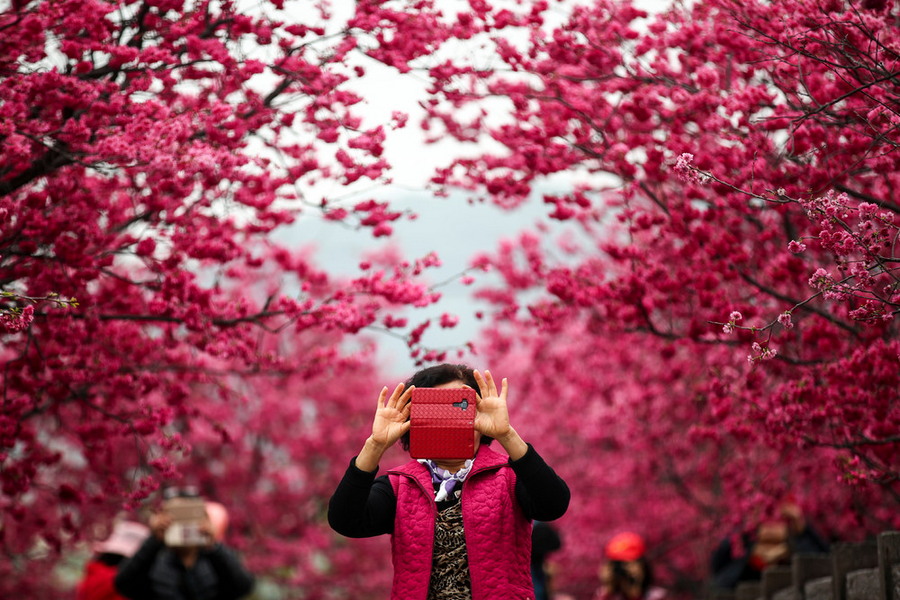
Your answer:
(707, 531), (900, 600)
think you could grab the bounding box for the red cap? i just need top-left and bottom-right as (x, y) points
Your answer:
(605, 531), (646, 561)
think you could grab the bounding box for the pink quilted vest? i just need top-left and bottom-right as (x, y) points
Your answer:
(387, 445), (534, 600)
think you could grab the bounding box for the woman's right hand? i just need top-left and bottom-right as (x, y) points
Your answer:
(355, 383), (414, 472)
(370, 383), (413, 448)
(148, 511), (172, 541)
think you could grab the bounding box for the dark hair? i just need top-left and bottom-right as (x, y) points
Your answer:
(610, 557), (654, 596)
(97, 552), (127, 566)
(162, 485), (201, 500)
(399, 363), (493, 450)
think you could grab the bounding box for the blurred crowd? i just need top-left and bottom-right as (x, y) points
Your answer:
(78, 490), (828, 600)
(527, 497), (829, 600)
(75, 364), (831, 600)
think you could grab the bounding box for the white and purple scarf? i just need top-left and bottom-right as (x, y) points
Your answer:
(418, 459), (474, 502)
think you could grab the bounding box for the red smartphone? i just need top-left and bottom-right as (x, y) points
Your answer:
(409, 387), (477, 460)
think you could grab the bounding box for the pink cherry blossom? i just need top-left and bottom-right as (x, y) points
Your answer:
(2, 0), (899, 597)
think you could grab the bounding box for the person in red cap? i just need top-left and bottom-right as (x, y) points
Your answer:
(593, 532), (667, 600)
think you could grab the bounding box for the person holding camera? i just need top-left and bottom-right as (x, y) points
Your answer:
(593, 532), (667, 600)
(114, 491), (255, 600)
(328, 363), (570, 600)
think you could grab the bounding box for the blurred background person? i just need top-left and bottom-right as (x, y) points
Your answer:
(114, 488), (254, 600)
(532, 520), (563, 600)
(594, 531), (667, 600)
(710, 498), (829, 590)
(77, 520), (150, 600)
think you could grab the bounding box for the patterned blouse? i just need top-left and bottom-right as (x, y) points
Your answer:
(427, 492), (472, 599)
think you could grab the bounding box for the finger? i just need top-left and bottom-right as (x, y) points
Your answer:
(399, 384), (414, 402)
(398, 385), (414, 410)
(499, 377), (508, 401)
(474, 413), (496, 436)
(484, 370), (498, 397)
(386, 382), (405, 408)
(473, 415), (484, 434)
(473, 369), (489, 397)
(377, 386), (389, 409)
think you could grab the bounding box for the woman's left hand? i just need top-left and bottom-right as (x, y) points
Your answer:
(474, 370), (528, 460)
(473, 370), (511, 439)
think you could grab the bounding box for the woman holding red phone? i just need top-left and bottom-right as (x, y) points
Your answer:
(328, 363), (570, 600)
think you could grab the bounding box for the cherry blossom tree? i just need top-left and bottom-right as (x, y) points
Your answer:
(0, 0), (438, 595)
(3, 0), (899, 597)
(407, 0), (899, 595)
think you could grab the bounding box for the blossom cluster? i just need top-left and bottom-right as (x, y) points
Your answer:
(2, 0), (899, 597)
(0, 304), (34, 332)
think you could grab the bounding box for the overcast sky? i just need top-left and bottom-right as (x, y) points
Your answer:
(272, 0), (672, 377)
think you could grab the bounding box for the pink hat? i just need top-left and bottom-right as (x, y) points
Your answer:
(94, 521), (150, 557)
(605, 531), (646, 561)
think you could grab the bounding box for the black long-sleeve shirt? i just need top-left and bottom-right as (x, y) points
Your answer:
(115, 537), (255, 600)
(328, 443), (570, 538)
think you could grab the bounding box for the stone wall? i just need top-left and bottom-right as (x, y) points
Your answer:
(706, 531), (900, 600)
